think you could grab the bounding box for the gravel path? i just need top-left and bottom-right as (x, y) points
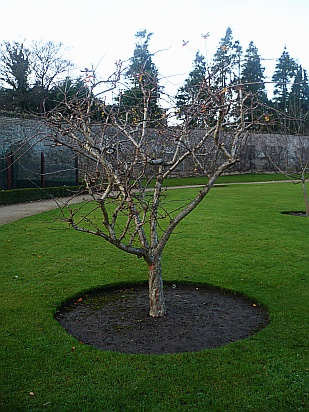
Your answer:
(0, 195), (89, 226)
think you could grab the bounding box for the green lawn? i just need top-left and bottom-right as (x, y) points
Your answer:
(1, 182), (308, 411)
(147, 173), (287, 188)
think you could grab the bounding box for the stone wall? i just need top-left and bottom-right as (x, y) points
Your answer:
(1, 116), (308, 189)
(0, 117), (77, 189)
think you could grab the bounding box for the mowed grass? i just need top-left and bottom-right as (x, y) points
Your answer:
(147, 172), (287, 188)
(0, 182), (308, 412)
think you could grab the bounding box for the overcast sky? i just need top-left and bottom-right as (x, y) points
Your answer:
(1, 0), (308, 97)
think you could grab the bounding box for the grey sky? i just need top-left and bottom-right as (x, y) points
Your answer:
(1, 0), (308, 97)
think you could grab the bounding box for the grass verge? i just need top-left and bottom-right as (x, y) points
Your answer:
(1, 183), (308, 411)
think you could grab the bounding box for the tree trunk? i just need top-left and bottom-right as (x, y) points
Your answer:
(148, 255), (166, 317)
(301, 179), (309, 217)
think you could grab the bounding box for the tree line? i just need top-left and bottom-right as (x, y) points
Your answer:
(0, 40), (81, 114)
(1, 28), (309, 134)
(176, 28), (309, 134)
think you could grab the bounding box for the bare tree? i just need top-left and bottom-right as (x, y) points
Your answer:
(44, 59), (265, 317)
(28, 41), (75, 113)
(30, 41), (74, 90)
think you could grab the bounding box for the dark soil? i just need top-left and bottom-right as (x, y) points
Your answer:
(55, 283), (269, 355)
(281, 210), (307, 217)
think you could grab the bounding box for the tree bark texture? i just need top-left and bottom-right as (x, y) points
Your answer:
(301, 180), (309, 217)
(148, 256), (166, 317)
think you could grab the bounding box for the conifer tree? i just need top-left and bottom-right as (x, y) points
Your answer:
(241, 41), (266, 98)
(288, 66), (309, 133)
(240, 41), (267, 125)
(212, 27), (242, 88)
(175, 51), (208, 126)
(272, 47), (297, 112)
(117, 30), (164, 125)
(0, 41), (31, 111)
(176, 29), (243, 127)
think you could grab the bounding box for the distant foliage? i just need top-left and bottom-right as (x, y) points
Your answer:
(0, 30), (309, 133)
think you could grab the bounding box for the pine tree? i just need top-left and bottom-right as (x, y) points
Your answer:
(212, 27), (242, 88)
(240, 41), (267, 126)
(46, 76), (89, 114)
(0, 41), (30, 92)
(241, 41), (266, 98)
(272, 47), (297, 113)
(117, 30), (164, 125)
(175, 30), (243, 127)
(175, 51), (208, 126)
(288, 66), (309, 133)
(0, 41), (31, 111)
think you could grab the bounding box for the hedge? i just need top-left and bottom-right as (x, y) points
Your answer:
(0, 186), (85, 206)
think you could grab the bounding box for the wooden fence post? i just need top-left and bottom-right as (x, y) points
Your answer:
(41, 152), (45, 188)
(75, 155), (79, 186)
(6, 152), (13, 190)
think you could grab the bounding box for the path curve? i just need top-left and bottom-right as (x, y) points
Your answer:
(0, 180), (291, 226)
(0, 195), (90, 226)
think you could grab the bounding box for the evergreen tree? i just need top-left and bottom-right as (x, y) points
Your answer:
(288, 66), (309, 133)
(212, 27), (242, 88)
(175, 51), (208, 126)
(241, 41), (266, 98)
(0, 41), (31, 111)
(44, 76), (89, 113)
(175, 30), (243, 127)
(240, 41), (267, 126)
(0, 41), (30, 92)
(272, 47), (297, 113)
(117, 30), (164, 125)
(0, 40), (74, 114)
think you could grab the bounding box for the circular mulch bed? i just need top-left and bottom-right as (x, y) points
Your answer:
(281, 210), (307, 217)
(55, 283), (269, 355)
